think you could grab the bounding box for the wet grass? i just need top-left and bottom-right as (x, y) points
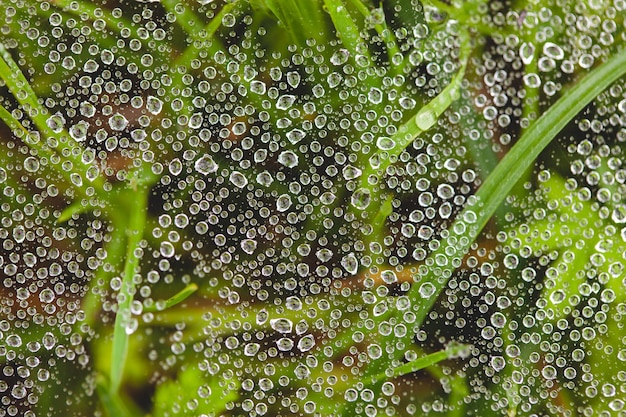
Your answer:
(1, 0), (625, 416)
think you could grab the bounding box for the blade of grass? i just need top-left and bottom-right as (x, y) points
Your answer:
(345, 0), (404, 74)
(349, 28), (470, 261)
(261, 0), (328, 45)
(144, 283), (199, 313)
(97, 375), (142, 417)
(406, 45), (626, 326)
(354, 39), (626, 386)
(109, 185), (149, 394)
(338, 343), (468, 416)
(0, 45), (105, 195)
(369, 342), (467, 384)
(358, 29), (470, 190)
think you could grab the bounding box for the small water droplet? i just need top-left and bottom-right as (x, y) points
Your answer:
(419, 282), (436, 298)
(270, 318), (293, 333)
(341, 253), (359, 275)
(109, 113), (128, 131)
(194, 154), (218, 174)
(229, 171), (248, 188)
(351, 188), (371, 209)
(415, 109), (436, 130)
(278, 151), (299, 168)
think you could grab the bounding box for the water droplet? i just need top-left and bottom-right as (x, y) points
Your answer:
(330, 49), (350, 65)
(194, 154), (218, 174)
(415, 109), (437, 130)
(519, 42), (535, 64)
(146, 96), (163, 115)
(23, 156), (40, 173)
(543, 42), (564, 60)
(341, 253), (359, 275)
(276, 194), (292, 212)
(376, 136), (396, 150)
(241, 238), (257, 254)
(109, 113), (129, 131)
(351, 188), (371, 209)
(229, 171), (248, 188)
(278, 151), (299, 168)
(612, 205), (626, 223)
(69, 121), (89, 141)
(286, 128), (306, 144)
(297, 335), (315, 352)
(160, 242), (175, 258)
(342, 165), (362, 180)
(250, 80), (266, 94)
(256, 171), (274, 186)
(276, 94), (296, 110)
(270, 318), (293, 333)
(419, 282), (436, 298)
(244, 343), (260, 356)
(491, 356), (506, 372)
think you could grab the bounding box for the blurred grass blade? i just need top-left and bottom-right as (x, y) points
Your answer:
(110, 187), (149, 394)
(261, 0), (327, 45)
(97, 375), (141, 417)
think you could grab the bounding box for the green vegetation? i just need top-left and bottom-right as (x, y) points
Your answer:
(1, 0), (625, 416)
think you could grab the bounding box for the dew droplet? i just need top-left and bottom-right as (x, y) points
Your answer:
(351, 188), (371, 209)
(270, 318), (293, 333)
(418, 282), (436, 298)
(278, 150), (299, 168)
(194, 154), (218, 174)
(229, 171), (248, 188)
(341, 253), (359, 275)
(108, 113), (129, 131)
(415, 109), (437, 130)
(276, 194), (292, 212)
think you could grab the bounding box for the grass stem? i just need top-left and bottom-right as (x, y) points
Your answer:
(109, 185), (149, 394)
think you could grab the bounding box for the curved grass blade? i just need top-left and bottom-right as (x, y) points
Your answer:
(261, 0), (327, 46)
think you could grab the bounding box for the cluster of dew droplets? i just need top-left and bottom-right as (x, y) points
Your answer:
(1, 0), (626, 416)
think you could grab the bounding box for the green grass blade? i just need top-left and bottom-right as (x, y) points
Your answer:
(359, 31), (470, 188)
(369, 343), (467, 384)
(345, 0), (403, 73)
(109, 186), (150, 394)
(0, 44), (105, 194)
(172, 2), (242, 69)
(144, 283), (199, 313)
(355, 41), (626, 387)
(261, 0), (327, 45)
(405, 45), (626, 327)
